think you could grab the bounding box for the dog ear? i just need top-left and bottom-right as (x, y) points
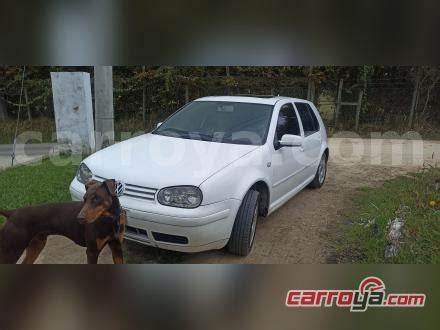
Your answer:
(104, 179), (117, 196)
(85, 180), (100, 191)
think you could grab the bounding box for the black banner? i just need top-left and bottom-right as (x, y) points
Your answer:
(0, 265), (438, 330)
(0, 0), (439, 65)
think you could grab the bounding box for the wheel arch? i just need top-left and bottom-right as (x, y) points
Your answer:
(243, 180), (270, 217)
(323, 147), (329, 159)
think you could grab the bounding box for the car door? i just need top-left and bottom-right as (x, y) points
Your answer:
(270, 102), (309, 204)
(294, 102), (322, 178)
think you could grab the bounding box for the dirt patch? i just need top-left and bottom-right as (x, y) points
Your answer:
(33, 138), (439, 264)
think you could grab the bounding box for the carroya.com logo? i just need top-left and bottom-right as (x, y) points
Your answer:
(285, 276), (426, 312)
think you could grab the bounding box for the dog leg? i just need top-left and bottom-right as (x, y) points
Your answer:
(1, 250), (25, 264)
(21, 235), (47, 264)
(0, 248), (26, 264)
(0, 224), (28, 264)
(108, 240), (124, 264)
(86, 248), (99, 264)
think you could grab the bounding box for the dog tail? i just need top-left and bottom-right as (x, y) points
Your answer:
(0, 209), (13, 219)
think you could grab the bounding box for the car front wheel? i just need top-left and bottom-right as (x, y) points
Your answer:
(227, 189), (259, 256)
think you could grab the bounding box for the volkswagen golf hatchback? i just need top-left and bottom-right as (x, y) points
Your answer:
(70, 96), (329, 256)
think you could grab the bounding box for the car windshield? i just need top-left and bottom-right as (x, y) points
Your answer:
(153, 101), (274, 145)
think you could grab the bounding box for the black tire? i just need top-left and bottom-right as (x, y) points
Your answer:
(309, 153), (328, 189)
(227, 189), (259, 256)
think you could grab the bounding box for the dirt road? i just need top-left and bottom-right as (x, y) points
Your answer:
(33, 138), (440, 264)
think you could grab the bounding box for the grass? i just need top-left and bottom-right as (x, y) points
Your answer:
(0, 117), (150, 144)
(0, 118), (56, 144)
(0, 117), (155, 144)
(0, 116), (159, 144)
(0, 158), (78, 224)
(335, 167), (440, 264)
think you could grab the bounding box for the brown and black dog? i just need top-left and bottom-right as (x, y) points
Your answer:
(0, 179), (126, 264)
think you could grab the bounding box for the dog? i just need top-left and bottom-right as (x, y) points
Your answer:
(0, 179), (126, 264)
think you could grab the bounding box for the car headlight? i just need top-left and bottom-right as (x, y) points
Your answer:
(157, 186), (203, 208)
(76, 163), (93, 184)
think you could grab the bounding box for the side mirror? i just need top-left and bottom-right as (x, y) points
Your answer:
(156, 122), (163, 128)
(279, 134), (303, 147)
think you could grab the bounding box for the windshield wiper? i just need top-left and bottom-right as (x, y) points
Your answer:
(155, 128), (213, 141)
(155, 127), (193, 139)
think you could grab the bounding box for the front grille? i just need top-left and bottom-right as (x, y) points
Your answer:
(152, 232), (189, 245)
(94, 175), (157, 201)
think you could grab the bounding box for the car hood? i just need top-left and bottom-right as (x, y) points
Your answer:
(84, 133), (260, 189)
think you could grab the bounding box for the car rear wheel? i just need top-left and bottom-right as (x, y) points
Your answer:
(309, 153), (327, 188)
(227, 189), (259, 256)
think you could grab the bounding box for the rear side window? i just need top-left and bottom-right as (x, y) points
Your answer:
(295, 102), (320, 136)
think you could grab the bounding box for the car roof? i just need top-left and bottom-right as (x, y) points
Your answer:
(194, 95), (310, 105)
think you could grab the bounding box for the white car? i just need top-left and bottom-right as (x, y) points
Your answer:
(70, 96), (328, 256)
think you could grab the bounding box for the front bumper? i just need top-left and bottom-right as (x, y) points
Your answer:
(70, 178), (241, 253)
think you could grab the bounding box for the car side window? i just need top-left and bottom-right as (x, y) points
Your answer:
(274, 103), (301, 148)
(295, 102), (320, 136)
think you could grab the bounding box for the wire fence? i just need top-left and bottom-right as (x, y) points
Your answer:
(1, 69), (439, 136)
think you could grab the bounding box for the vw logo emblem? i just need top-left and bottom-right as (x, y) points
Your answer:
(115, 180), (126, 197)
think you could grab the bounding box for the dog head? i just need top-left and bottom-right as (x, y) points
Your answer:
(77, 179), (119, 225)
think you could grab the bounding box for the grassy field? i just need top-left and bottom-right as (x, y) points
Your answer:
(335, 167), (440, 264)
(0, 159), (77, 224)
(0, 118), (56, 144)
(0, 117), (152, 144)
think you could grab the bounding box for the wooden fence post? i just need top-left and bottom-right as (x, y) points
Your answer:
(408, 67), (422, 129)
(24, 87), (31, 121)
(142, 66), (146, 125)
(307, 66), (313, 101)
(354, 90), (364, 131)
(225, 66), (231, 95)
(185, 84), (189, 103)
(334, 79), (343, 127)
(147, 86), (153, 130)
(0, 95), (7, 120)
